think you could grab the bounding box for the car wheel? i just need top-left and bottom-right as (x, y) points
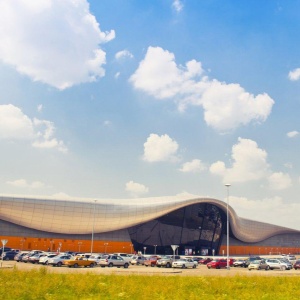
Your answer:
(258, 266), (261, 270)
(266, 266), (270, 271)
(90, 263), (94, 268)
(74, 263), (78, 268)
(137, 262), (140, 265)
(182, 264), (186, 269)
(166, 263), (171, 268)
(101, 266), (105, 268)
(124, 263), (129, 268)
(108, 263), (113, 267)
(57, 262), (62, 267)
(193, 264), (196, 269)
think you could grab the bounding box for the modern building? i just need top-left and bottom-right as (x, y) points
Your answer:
(0, 194), (299, 255)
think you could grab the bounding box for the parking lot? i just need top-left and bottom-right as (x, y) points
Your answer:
(2, 260), (300, 277)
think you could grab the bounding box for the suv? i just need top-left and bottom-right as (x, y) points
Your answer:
(265, 258), (292, 270)
(99, 255), (129, 268)
(113, 253), (132, 262)
(156, 255), (180, 268)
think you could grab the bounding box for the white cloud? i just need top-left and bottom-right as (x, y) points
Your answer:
(0, 104), (67, 153)
(287, 131), (299, 138)
(229, 196), (300, 230)
(6, 178), (45, 189)
(268, 172), (292, 190)
(130, 47), (274, 132)
(115, 50), (133, 60)
(179, 159), (206, 173)
(210, 138), (270, 183)
(288, 68), (300, 81)
(37, 104), (43, 112)
(103, 120), (112, 127)
(115, 72), (120, 79)
(143, 133), (179, 162)
(125, 180), (149, 197)
(172, 0), (184, 12)
(0, 0), (115, 89)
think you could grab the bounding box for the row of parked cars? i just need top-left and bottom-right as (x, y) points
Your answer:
(2, 248), (300, 271)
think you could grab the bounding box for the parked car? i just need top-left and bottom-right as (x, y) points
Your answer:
(248, 259), (270, 271)
(48, 254), (73, 267)
(130, 255), (147, 265)
(265, 258), (292, 270)
(21, 250), (44, 263)
(113, 253), (133, 262)
(28, 253), (47, 264)
(144, 256), (160, 267)
(172, 258), (197, 269)
(88, 254), (103, 265)
(1, 250), (19, 261)
(156, 255), (180, 268)
(0, 247), (12, 256)
(39, 253), (58, 265)
(63, 256), (96, 268)
(233, 259), (247, 267)
(293, 260), (300, 270)
(14, 252), (29, 262)
(244, 256), (262, 268)
(198, 257), (213, 265)
(192, 257), (203, 263)
(99, 255), (129, 268)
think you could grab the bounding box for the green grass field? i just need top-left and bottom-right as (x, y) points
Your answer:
(1, 268), (300, 299)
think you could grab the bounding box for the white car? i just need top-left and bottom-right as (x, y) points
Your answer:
(88, 254), (103, 264)
(172, 258), (197, 269)
(113, 253), (133, 262)
(39, 253), (58, 265)
(265, 258), (292, 270)
(130, 255), (147, 265)
(48, 254), (73, 267)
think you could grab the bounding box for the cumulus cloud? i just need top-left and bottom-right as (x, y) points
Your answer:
(172, 0), (184, 12)
(210, 138), (270, 183)
(143, 133), (179, 162)
(125, 180), (149, 197)
(287, 131), (299, 138)
(0, 0), (115, 89)
(179, 159), (206, 173)
(115, 50), (133, 60)
(130, 47), (274, 132)
(229, 196), (299, 230)
(6, 179), (45, 189)
(0, 104), (67, 153)
(288, 68), (300, 81)
(210, 137), (292, 190)
(268, 172), (292, 190)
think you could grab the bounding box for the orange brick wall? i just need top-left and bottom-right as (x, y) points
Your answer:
(1, 236), (134, 254)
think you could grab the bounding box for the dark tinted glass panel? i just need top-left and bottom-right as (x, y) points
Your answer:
(128, 203), (224, 255)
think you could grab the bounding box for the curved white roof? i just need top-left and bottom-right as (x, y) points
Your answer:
(0, 195), (298, 243)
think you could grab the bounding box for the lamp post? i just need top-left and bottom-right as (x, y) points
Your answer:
(104, 243), (108, 254)
(143, 247), (147, 255)
(225, 183), (231, 270)
(91, 200), (97, 255)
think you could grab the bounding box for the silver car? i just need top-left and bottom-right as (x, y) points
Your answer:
(99, 255), (129, 268)
(265, 258), (292, 270)
(172, 258), (197, 269)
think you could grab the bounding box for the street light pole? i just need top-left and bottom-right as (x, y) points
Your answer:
(225, 183), (231, 270)
(91, 200), (97, 255)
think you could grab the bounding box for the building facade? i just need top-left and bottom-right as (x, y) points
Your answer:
(0, 195), (299, 255)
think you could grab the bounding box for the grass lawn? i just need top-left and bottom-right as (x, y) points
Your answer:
(1, 267), (300, 299)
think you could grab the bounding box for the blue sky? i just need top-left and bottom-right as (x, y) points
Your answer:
(1, 0), (300, 229)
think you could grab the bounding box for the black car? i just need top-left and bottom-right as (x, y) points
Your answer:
(0, 247), (12, 256)
(1, 250), (19, 261)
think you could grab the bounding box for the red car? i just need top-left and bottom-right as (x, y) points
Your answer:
(199, 257), (213, 265)
(207, 258), (234, 269)
(294, 260), (300, 270)
(144, 256), (159, 267)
